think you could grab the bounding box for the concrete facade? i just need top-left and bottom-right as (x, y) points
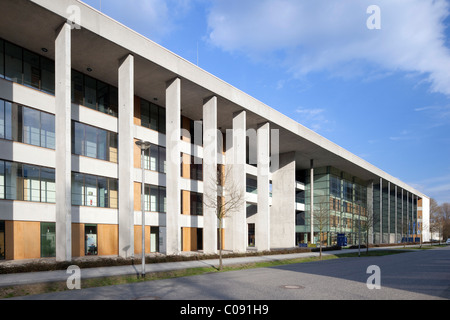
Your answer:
(0, 0), (430, 261)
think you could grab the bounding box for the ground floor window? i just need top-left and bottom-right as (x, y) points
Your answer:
(248, 223), (255, 247)
(40, 222), (55, 258)
(85, 224), (98, 255)
(0, 221), (5, 260)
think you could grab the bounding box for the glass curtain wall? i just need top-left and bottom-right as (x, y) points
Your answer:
(302, 167), (368, 246)
(1, 39), (55, 94)
(0, 160), (55, 203)
(71, 172), (118, 208)
(0, 99), (55, 149)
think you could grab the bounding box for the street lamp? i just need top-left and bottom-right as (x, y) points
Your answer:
(135, 140), (151, 278)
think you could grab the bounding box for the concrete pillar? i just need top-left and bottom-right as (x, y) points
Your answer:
(55, 22), (72, 262)
(366, 180), (374, 244)
(256, 122), (270, 251)
(202, 96), (218, 254)
(165, 78), (181, 255)
(310, 159), (314, 244)
(379, 177), (382, 244)
(225, 110), (247, 252)
(394, 185), (398, 242)
(271, 152), (296, 249)
(118, 54), (134, 258)
(387, 182), (390, 243)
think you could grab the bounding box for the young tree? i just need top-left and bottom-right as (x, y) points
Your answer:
(359, 202), (377, 255)
(203, 164), (244, 270)
(313, 196), (330, 260)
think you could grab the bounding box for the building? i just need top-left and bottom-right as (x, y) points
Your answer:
(0, 0), (430, 262)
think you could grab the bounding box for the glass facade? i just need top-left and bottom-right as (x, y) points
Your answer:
(142, 143), (166, 173)
(139, 98), (166, 134)
(71, 70), (118, 117)
(71, 172), (118, 208)
(0, 39), (55, 94)
(72, 121), (118, 163)
(299, 167), (368, 246)
(0, 160), (55, 203)
(143, 184), (167, 213)
(0, 99), (55, 149)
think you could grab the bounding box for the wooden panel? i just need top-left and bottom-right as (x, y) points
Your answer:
(182, 227), (197, 252)
(134, 182), (141, 211)
(5, 221), (14, 260)
(181, 153), (191, 179)
(181, 116), (191, 142)
(134, 95), (141, 126)
(134, 138), (141, 168)
(8, 221), (40, 260)
(134, 225), (151, 254)
(182, 190), (190, 215)
(98, 224), (118, 256)
(71, 223), (85, 257)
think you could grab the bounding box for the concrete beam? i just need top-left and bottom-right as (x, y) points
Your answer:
(55, 22), (72, 262)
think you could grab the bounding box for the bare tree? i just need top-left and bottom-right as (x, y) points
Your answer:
(313, 196), (330, 260)
(203, 164), (244, 270)
(359, 202), (377, 255)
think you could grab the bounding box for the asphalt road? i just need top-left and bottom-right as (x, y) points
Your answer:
(11, 246), (450, 301)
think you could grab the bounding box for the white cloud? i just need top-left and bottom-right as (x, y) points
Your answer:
(295, 107), (331, 132)
(206, 0), (450, 95)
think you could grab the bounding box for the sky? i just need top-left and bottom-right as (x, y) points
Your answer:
(81, 0), (450, 205)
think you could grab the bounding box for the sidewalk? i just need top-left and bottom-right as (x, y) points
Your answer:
(0, 245), (428, 288)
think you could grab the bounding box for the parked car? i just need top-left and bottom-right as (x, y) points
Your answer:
(446, 238), (450, 245)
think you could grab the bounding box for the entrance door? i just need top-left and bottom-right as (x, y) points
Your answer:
(150, 227), (159, 253)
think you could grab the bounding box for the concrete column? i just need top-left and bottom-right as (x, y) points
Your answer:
(256, 122), (270, 251)
(366, 180), (374, 245)
(379, 177), (382, 244)
(225, 110), (247, 252)
(118, 54), (134, 258)
(165, 78), (181, 255)
(394, 185), (398, 242)
(55, 23), (72, 262)
(202, 96), (217, 254)
(310, 159), (314, 244)
(271, 152), (296, 249)
(387, 182), (390, 243)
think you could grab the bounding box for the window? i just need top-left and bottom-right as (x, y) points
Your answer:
(248, 224), (255, 247)
(40, 56), (55, 94)
(138, 98), (166, 134)
(40, 222), (56, 258)
(40, 167), (55, 203)
(0, 220), (4, 260)
(5, 42), (23, 84)
(71, 121), (118, 163)
(0, 39), (4, 78)
(296, 211), (306, 226)
(71, 172), (118, 208)
(85, 224), (98, 256)
(22, 107), (40, 146)
(40, 112), (55, 149)
(190, 192), (203, 216)
(23, 50), (40, 89)
(142, 144), (166, 173)
(0, 160), (55, 203)
(143, 184), (166, 213)
(23, 164), (40, 202)
(0, 100), (55, 149)
(84, 75), (97, 110)
(71, 70), (84, 105)
(0, 39), (55, 94)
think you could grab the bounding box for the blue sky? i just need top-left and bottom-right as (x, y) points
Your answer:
(82, 0), (450, 204)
